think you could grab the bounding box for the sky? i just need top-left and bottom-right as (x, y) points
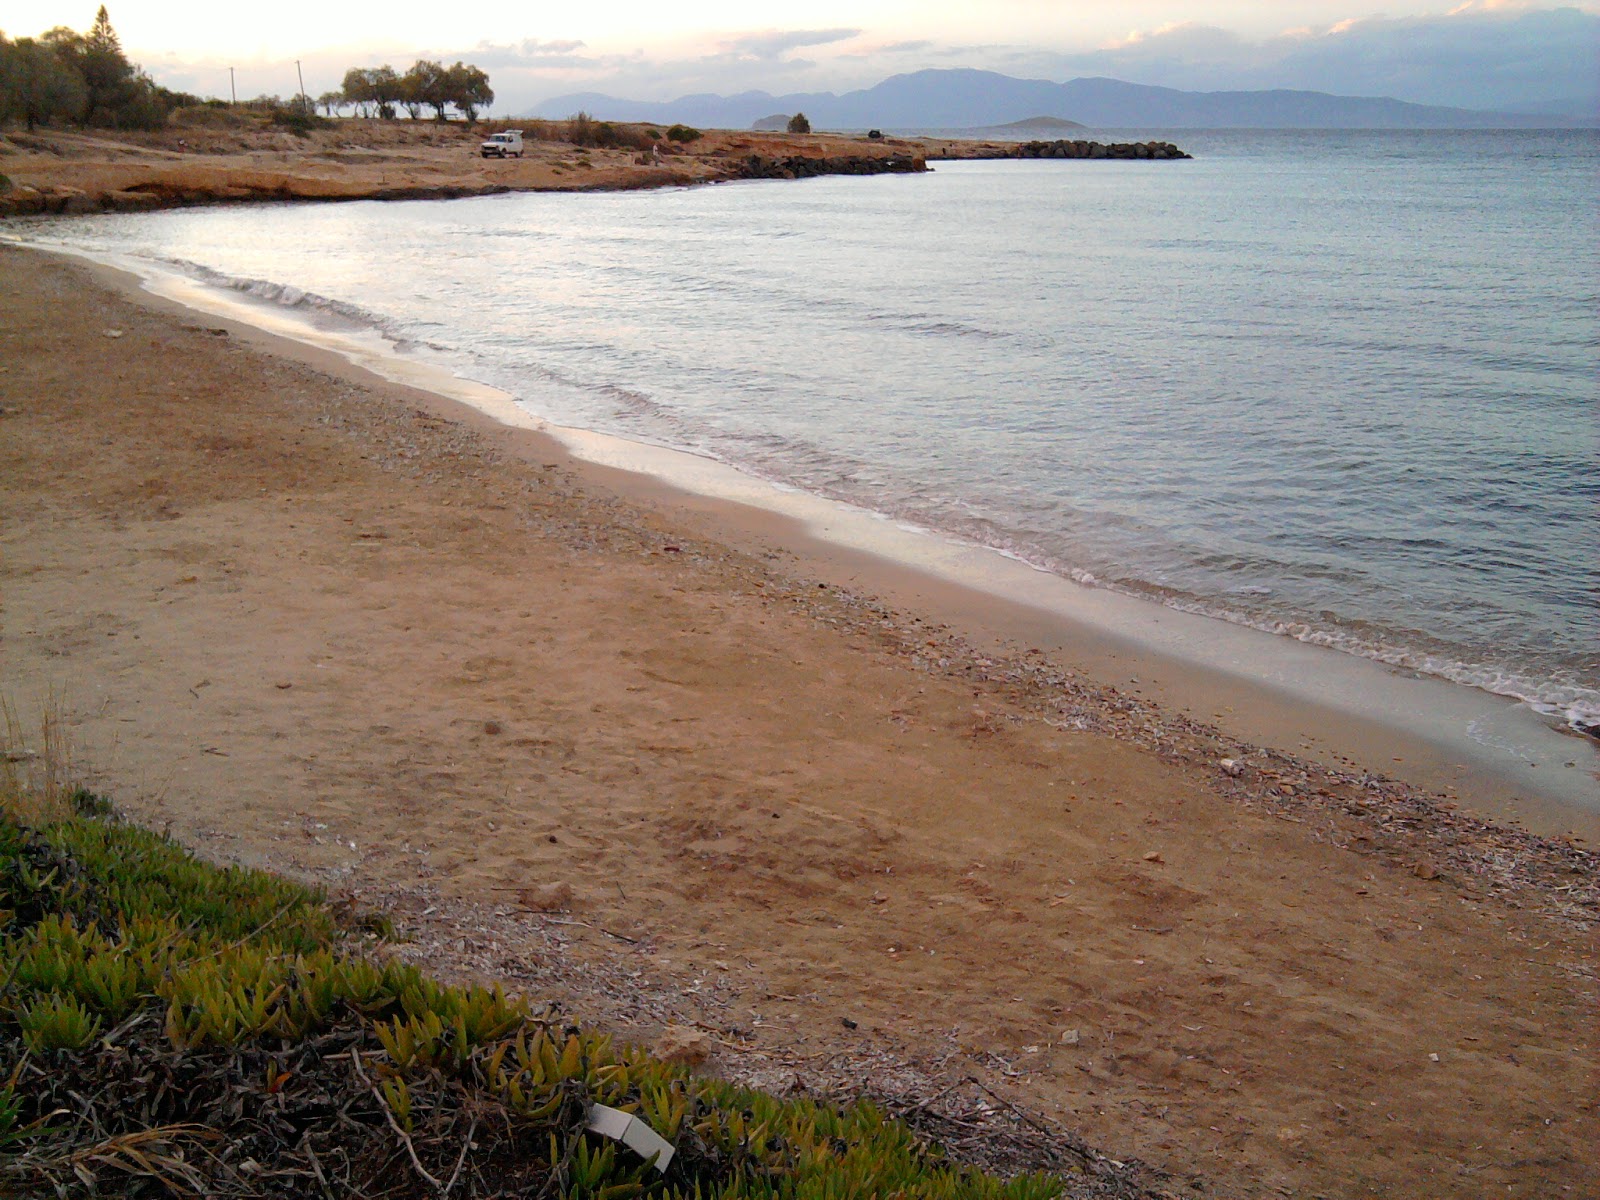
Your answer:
(9, 1), (1599, 114)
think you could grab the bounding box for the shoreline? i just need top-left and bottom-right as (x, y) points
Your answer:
(5, 244), (1597, 1198)
(50, 238), (1600, 844)
(0, 122), (1195, 220)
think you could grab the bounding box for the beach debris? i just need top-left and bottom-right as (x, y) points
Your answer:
(653, 1024), (712, 1065)
(1059, 1028), (1081, 1046)
(1141, 851), (1165, 864)
(1218, 758), (1244, 777)
(587, 1103), (676, 1172)
(841, 1017), (859, 1030)
(102, 328), (124, 338)
(516, 881), (573, 911)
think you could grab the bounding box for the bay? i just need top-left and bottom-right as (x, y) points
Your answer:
(17, 128), (1598, 732)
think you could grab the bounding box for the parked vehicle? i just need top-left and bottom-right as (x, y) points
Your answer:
(480, 130), (524, 159)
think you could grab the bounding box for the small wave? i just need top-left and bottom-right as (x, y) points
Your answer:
(866, 311), (1010, 342)
(185, 263), (393, 330)
(1144, 593), (1600, 737)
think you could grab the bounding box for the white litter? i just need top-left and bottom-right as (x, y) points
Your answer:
(586, 1103), (676, 1172)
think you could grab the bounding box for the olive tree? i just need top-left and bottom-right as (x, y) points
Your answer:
(0, 35), (88, 130)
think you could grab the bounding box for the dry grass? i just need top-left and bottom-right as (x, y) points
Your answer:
(0, 694), (75, 827)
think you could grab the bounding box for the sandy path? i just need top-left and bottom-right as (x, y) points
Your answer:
(2, 245), (1595, 1198)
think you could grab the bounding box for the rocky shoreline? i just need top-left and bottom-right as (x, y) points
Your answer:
(1011, 138), (1191, 160)
(731, 151), (926, 181)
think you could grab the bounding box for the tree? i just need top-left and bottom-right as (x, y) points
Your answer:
(66, 7), (135, 124)
(340, 67), (373, 117)
(396, 63), (428, 120)
(368, 64), (400, 119)
(787, 112), (811, 134)
(341, 65), (401, 118)
(316, 90), (344, 117)
(407, 59), (448, 120)
(0, 36), (88, 130)
(445, 61), (492, 123)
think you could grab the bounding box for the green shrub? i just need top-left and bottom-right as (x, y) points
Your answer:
(666, 123), (701, 143)
(168, 103), (254, 130)
(568, 110), (596, 146)
(269, 107), (328, 137)
(588, 122), (656, 151)
(18, 994), (101, 1052)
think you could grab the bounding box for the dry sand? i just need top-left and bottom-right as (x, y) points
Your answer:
(2, 243), (1596, 1198)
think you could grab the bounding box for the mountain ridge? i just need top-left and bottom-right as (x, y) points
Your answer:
(526, 68), (1596, 130)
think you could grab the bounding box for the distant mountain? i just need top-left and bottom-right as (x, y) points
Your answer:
(528, 68), (1593, 130)
(751, 114), (792, 132)
(1512, 96), (1599, 120)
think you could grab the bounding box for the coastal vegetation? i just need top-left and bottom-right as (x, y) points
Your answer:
(337, 60), (494, 123)
(0, 7), (195, 131)
(0, 8), (496, 132)
(0, 744), (1071, 1196)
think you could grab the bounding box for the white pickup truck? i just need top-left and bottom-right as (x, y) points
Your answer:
(479, 130), (524, 159)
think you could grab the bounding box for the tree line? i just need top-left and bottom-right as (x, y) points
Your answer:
(0, 7), (194, 132)
(330, 61), (494, 123)
(1, 7), (496, 133)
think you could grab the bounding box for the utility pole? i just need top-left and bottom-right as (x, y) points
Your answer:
(229, 66), (236, 105)
(296, 60), (307, 113)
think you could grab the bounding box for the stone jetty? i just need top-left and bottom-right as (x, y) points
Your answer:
(1015, 139), (1190, 160)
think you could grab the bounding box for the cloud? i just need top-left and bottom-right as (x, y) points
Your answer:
(1020, 7), (1600, 110)
(716, 28), (862, 61)
(464, 38), (593, 69)
(138, 6), (1596, 119)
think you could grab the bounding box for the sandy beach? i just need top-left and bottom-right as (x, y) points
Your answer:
(2, 242), (1596, 1197)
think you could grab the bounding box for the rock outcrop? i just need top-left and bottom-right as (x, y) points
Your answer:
(730, 153), (926, 181)
(1015, 139), (1190, 160)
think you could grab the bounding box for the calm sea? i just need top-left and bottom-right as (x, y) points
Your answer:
(16, 129), (1599, 733)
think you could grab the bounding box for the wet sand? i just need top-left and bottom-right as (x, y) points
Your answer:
(3, 243), (1596, 1199)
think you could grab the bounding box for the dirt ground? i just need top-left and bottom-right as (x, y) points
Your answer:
(0, 120), (947, 212)
(2, 245), (1596, 1198)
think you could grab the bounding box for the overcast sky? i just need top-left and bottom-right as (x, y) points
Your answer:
(12, 1), (1599, 113)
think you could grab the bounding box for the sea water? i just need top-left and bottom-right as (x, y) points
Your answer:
(13, 129), (1598, 738)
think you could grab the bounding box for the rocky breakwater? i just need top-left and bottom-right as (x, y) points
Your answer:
(730, 152), (927, 182)
(1017, 139), (1190, 160)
